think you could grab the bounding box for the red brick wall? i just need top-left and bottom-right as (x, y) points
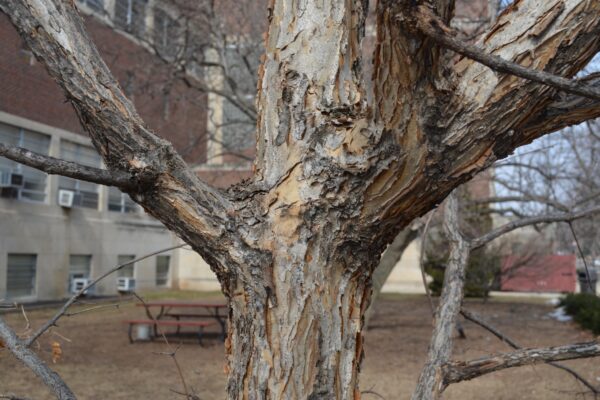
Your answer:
(0, 12), (207, 165)
(502, 255), (577, 293)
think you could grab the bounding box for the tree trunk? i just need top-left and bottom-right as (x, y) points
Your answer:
(2, 0), (600, 399)
(225, 240), (379, 400)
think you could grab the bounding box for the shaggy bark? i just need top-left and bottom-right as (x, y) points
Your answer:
(1, 0), (600, 399)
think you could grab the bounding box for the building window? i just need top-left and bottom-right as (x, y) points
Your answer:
(68, 255), (92, 293)
(6, 254), (37, 298)
(221, 94), (255, 152)
(117, 255), (136, 278)
(153, 9), (180, 59)
(114, 0), (147, 36)
(58, 141), (102, 209)
(0, 122), (50, 202)
(155, 255), (170, 286)
(207, 44), (258, 162)
(108, 187), (138, 213)
(78, 0), (105, 13)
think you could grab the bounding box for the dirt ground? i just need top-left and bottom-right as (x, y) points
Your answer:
(1, 292), (598, 399)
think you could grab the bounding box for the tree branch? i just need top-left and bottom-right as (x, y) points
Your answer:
(0, 143), (136, 188)
(460, 309), (600, 394)
(0, 317), (76, 400)
(470, 195), (569, 213)
(406, 5), (600, 101)
(471, 205), (600, 249)
(412, 192), (470, 400)
(521, 74), (600, 137)
(0, 0), (263, 286)
(443, 341), (600, 386)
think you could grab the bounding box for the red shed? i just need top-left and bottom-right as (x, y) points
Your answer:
(501, 254), (576, 293)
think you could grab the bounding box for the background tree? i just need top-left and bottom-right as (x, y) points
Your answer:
(0, 1), (600, 399)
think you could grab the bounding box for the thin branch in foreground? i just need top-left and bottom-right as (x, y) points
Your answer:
(0, 394), (33, 400)
(63, 303), (122, 317)
(403, 5), (600, 101)
(0, 143), (136, 188)
(443, 341), (600, 387)
(412, 192), (471, 400)
(133, 293), (193, 399)
(461, 309), (600, 395)
(0, 317), (76, 400)
(25, 244), (187, 347)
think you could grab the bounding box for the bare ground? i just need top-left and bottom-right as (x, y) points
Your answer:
(0, 292), (598, 399)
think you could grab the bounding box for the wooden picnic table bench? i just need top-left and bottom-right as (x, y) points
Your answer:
(130, 301), (228, 343)
(123, 319), (217, 344)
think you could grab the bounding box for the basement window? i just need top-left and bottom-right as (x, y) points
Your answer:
(6, 254), (37, 299)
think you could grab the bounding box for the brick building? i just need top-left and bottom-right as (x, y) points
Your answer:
(0, 0), (253, 301)
(0, 1), (503, 301)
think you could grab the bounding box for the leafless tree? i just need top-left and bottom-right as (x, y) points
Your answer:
(0, 0), (600, 399)
(413, 191), (600, 399)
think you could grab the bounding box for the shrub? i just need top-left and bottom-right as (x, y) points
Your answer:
(425, 248), (501, 298)
(560, 293), (600, 334)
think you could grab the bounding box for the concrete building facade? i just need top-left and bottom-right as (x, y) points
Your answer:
(0, 1), (247, 302)
(1, 0), (502, 302)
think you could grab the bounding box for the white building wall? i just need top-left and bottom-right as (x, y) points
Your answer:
(0, 113), (175, 302)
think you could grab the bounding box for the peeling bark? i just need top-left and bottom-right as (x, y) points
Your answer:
(1, 0), (600, 399)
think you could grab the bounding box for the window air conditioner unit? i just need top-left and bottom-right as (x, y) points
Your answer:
(0, 171), (23, 187)
(58, 189), (75, 208)
(71, 278), (91, 295)
(117, 277), (136, 292)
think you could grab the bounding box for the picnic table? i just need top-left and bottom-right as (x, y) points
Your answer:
(124, 301), (228, 344)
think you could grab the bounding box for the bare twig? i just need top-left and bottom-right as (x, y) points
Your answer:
(51, 331), (72, 343)
(19, 305), (31, 334)
(64, 303), (122, 317)
(443, 341), (600, 386)
(26, 244), (186, 346)
(405, 5), (600, 101)
(460, 309), (600, 394)
(0, 317), (76, 400)
(361, 388), (386, 399)
(0, 394), (33, 400)
(568, 222), (595, 293)
(0, 143), (137, 188)
(133, 293), (193, 399)
(471, 205), (600, 249)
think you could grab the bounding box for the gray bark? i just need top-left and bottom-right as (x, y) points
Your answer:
(411, 193), (470, 400)
(0, 318), (76, 400)
(443, 341), (600, 386)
